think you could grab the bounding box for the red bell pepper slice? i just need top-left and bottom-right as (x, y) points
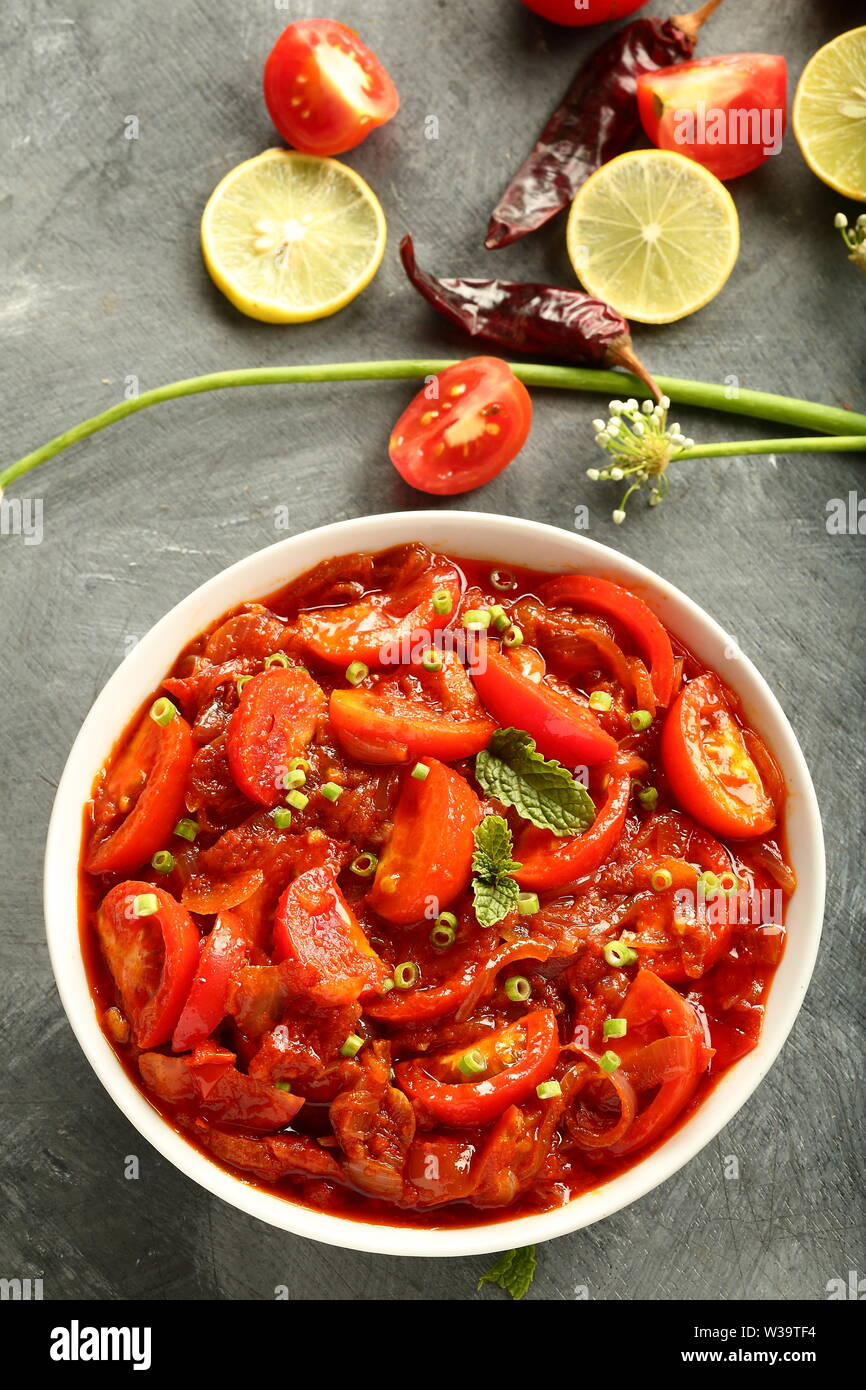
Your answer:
(515, 757), (632, 891)
(172, 913), (249, 1052)
(138, 1052), (304, 1131)
(472, 643), (616, 768)
(226, 666), (325, 807)
(397, 1009), (560, 1126)
(96, 882), (200, 1048)
(86, 707), (193, 875)
(273, 867), (389, 1002)
(538, 574), (676, 706)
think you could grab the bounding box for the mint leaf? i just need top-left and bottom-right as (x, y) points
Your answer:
(475, 728), (596, 836)
(477, 1245), (537, 1300)
(472, 814), (521, 928)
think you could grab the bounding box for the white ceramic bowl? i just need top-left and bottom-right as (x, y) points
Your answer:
(44, 512), (825, 1257)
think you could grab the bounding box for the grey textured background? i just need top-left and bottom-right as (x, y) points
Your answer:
(2, 0), (864, 1301)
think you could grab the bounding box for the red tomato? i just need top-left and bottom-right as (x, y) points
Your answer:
(274, 867), (389, 1001)
(538, 574), (675, 706)
(86, 706), (193, 874)
(226, 666), (325, 807)
(661, 675), (776, 839)
(296, 556), (461, 667)
(637, 54), (787, 181)
(172, 914), (249, 1053)
(516, 757), (632, 890)
(397, 1010), (559, 1126)
(389, 357), (532, 495)
(263, 19), (398, 157)
(139, 1052), (304, 1131)
(519, 0), (648, 23)
(96, 882), (200, 1048)
(472, 642), (617, 767)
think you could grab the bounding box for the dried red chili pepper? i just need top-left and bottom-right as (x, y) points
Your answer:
(485, 0), (723, 250)
(400, 235), (659, 399)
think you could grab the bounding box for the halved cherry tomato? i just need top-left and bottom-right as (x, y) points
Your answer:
(637, 55), (787, 182)
(263, 19), (399, 157)
(397, 1009), (559, 1126)
(274, 867), (389, 1001)
(139, 1051), (304, 1131)
(389, 357), (532, 496)
(538, 574), (675, 706)
(520, 0), (648, 24)
(296, 556), (461, 668)
(661, 674), (776, 839)
(86, 706), (193, 874)
(515, 756), (632, 890)
(96, 882), (200, 1048)
(226, 666), (325, 807)
(368, 759), (481, 925)
(472, 642), (616, 767)
(172, 914), (249, 1053)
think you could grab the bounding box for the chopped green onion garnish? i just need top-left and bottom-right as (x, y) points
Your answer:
(600, 1050), (621, 1073)
(462, 608), (491, 629)
(283, 768), (307, 790)
(505, 975), (531, 1003)
(603, 938), (638, 969)
(265, 652), (290, 668)
(149, 697), (177, 727)
(420, 649), (443, 672)
(340, 1033), (364, 1058)
(651, 867), (673, 892)
(288, 756), (312, 774)
(517, 891), (540, 916)
(457, 1048), (487, 1077)
(589, 690), (613, 713)
(133, 893), (159, 917)
(379, 978), (394, 994)
(638, 785), (659, 809)
(286, 789), (309, 811)
(536, 1080), (562, 1100)
(345, 661), (369, 686)
(393, 961), (419, 990)
(629, 709), (653, 732)
(430, 920), (456, 950)
(603, 1018), (627, 1039)
(272, 807), (293, 829)
(350, 852), (378, 878)
(274, 1080), (292, 1092)
(432, 588), (453, 616)
(698, 870), (720, 895)
(236, 675), (253, 698)
(320, 782), (343, 802)
(151, 850), (174, 874)
(410, 761), (430, 781)
(502, 624), (523, 648)
(718, 870), (740, 896)
(490, 569), (515, 592)
(173, 818), (199, 842)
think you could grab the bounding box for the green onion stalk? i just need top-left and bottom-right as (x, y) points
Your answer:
(1, 362), (865, 516)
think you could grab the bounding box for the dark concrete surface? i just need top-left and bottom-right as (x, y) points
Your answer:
(1, 0), (864, 1301)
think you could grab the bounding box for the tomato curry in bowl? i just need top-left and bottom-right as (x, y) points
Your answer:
(78, 540), (796, 1229)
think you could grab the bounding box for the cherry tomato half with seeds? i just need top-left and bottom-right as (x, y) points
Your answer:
(389, 357), (532, 495)
(274, 866), (390, 1002)
(519, 0), (648, 23)
(226, 666), (325, 808)
(263, 19), (399, 157)
(96, 882), (200, 1049)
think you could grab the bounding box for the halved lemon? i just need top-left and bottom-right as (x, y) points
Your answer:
(201, 149), (387, 323)
(566, 149), (740, 324)
(793, 27), (866, 201)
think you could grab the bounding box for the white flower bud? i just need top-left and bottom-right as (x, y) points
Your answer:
(633, 420), (645, 436)
(609, 467), (624, 480)
(609, 400), (624, 415)
(659, 395), (671, 410)
(592, 418), (606, 432)
(586, 468), (601, 480)
(834, 212), (849, 229)
(641, 399), (654, 414)
(612, 509), (626, 525)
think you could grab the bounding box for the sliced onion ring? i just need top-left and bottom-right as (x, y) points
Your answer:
(560, 1050), (638, 1151)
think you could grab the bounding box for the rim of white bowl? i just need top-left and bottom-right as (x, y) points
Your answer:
(44, 511), (825, 1258)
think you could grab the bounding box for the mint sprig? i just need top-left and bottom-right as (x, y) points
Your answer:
(477, 1245), (537, 1300)
(472, 815), (521, 928)
(475, 728), (596, 836)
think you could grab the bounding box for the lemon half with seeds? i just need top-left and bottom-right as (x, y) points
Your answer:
(793, 26), (866, 201)
(566, 149), (740, 325)
(201, 149), (387, 323)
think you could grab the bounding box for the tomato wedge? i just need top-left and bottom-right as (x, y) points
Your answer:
(274, 867), (389, 1001)
(86, 705), (193, 874)
(515, 757), (632, 890)
(520, 0), (648, 24)
(661, 674), (776, 839)
(368, 759), (481, 925)
(96, 882), (200, 1048)
(397, 1010), (559, 1126)
(537, 575), (676, 707)
(226, 666), (325, 807)
(263, 19), (399, 158)
(472, 642), (616, 767)
(139, 1051), (304, 1131)
(389, 357), (532, 495)
(172, 914), (249, 1053)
